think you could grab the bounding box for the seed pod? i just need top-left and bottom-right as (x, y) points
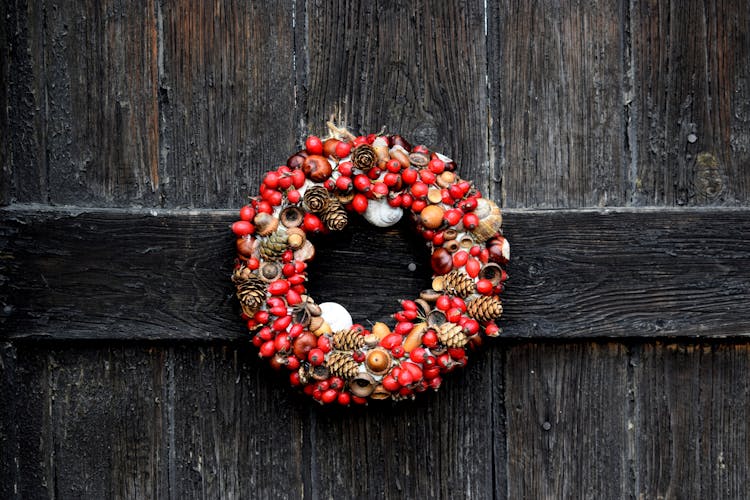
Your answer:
(351, 144), (377, 171)
(280, 206), (305, 228)
(303, 186), (330, 213)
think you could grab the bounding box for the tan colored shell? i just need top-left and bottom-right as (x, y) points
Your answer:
(349, 373), (376, 397)
(471, 199), (503, 243)
(286, 227), (306, 249)
(253, 212), (279, 237)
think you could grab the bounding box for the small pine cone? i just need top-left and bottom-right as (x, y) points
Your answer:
(303, 186), (330, 213)
(438, 322), (469, 348)
(332, 327), (366, 350)
(326, 351), (359, 380)
(260, 231), (289, 261)
(321, 201), (348, 231)
(351, 144), (377, 171)
(443, 270), (476, 297)
(235, 276), (267, 316)
(466, 295), (503, 322)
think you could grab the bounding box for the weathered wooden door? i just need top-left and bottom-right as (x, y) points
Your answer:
(3, 1), (750, 498)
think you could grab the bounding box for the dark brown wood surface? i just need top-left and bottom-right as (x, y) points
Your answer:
(3, 206), (749, 341)
(4, 0), (750, 498)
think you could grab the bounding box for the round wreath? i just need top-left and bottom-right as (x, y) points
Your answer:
(231, 122), (509, 404)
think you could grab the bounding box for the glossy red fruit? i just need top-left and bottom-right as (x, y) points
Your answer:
(353, 174), (371, 192)
(321, 389), (338, 404)
(382, 375), (400, 392)
(463, 213), (479, 230)
(465, 258), (481, 278)
(337, 392), (351, 405)
(452, 250), (469, 267)
(305, 135), (324, 155)
(231, 221), (254, 237)
(401, 168), (418, 184)
(268, 279), (290, 295)
(303, 213), (322, 233)
(239, 205), (255, 221)
(259, 340), (276, 358)
(476, 279), (493, 295)
(308, 348), (325, 366)
(352, 193), (368, 213)
(335, 141), (352, 158)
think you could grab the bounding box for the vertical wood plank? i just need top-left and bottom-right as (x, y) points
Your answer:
(631, 0), (750, 206)
(305, 0), (492, 191)
(309, 350), (497, 499)
(489, 0), (626, 207)
(1, 0), (9, 206)
(43, 0), (161, 206)
(505, 343), (630, 498)
(6, 0), (48, 204)
(170, 344), (307, 499)
(159, 0), (298, 208)
(0, 343), (52, 499)
(634, 343), (750, 499)
(0, 344), (168, 499)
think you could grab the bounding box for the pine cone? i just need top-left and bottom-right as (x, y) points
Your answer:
(466, 296), (503, 322)
(326, 351), (359, 380)
(332, 327), (366, 350)
(351, 144), (377, 171)
(235, 275), (267, 316)
(303, 186), (330, 213)
(443, 270), (476, 297)
(438, 322), (468, 348)
(321, 200), (348, 231)
(260, 231), (289, 261)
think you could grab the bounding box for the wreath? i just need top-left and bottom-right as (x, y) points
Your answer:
(231, 122), (509, 404)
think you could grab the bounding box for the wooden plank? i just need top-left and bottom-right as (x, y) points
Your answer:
(0, 344), (168, 498)
(5, 0), (48, 203)
(169, 344), (307, 499)
(309, 350), (497, 499)
(488, 0), (626, 207)
(634, 342), (750, 499)
(630, 0), (750, 206)
(504, 342), (630, 498)
(304, 0), (492, 191)
(42, 0), (162, 206)
(2, 206), (750, 340)
(158, 0), (299, 208)
(0, 0), (9, 206)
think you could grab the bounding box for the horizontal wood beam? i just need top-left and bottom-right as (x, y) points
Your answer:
(1, 205), (749, 340)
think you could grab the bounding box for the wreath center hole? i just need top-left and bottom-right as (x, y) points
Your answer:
(305, 216), (432, 326)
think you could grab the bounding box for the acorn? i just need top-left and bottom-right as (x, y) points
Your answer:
(409, 151), (430, 167)
(389, 145), (411, 168)
(421, 205), (444, 229)
(280, 206), (305, 228)
(259, 261), (282, 282)
(430, 247), (453, 275)
(365, 348), (392, 375)
(371, 322), (391, 340)
(349, 373), (377, 398)
(253, 212), (279, 236)
(403, 322), (427, 353)
(286, 227), (306, 249)
(479, 263), (504, 285)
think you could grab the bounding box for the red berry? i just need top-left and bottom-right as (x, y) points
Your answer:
(286, 289), (302, 305)
(337, 392), (351, 405)
(335, 141), (352, 158)
(272, 315), (292, 332)
(452, 250), (469, 267)
(232, 221), (254, 237)
(445, 307), (462, 323)
(288, 190), (302, 204)
(476, 279), (493, 295)
(247, 257), (260, 270)
(263, 171), (280, 189)
(308, 348), (325, 366)
(436, 295), (451, 311)
(411, 200), (427, 213)
(371, 182), (388, 198)
(303, 213), (322, 232)
(352, 193), (368, 213)
(391, 345), (405, 358)
(336, 176), (352, 191)
(259, 340), (276, 358)
(464, 319), (480, 336)
(353, 174), (371, 192)
(401, 168), (418, 184)
(394, 321), (414, 336)
(274, 335), (291, 352)
(449, 184), (464, 200)
(239, 205), (254, 221)
(398, 370), (414, 386)
(410, 347), (427, 364)
(382, 375), (400, 392)
(305, 136), (323, 155)
(401, 300), (418, 311)
(451, 296), (467, 312)
(419, 169), (436, 184)
(465, 258), (481, 278)
(338, 161), (354, 176)
(463, 213), (479, 230)
(422, 330), (438, 349)
(291, 169), (306, 188)
(428, 158), (445, 174)
(400, 194), (413, 208)
(256, 201), (273, 214)
(386, 159), (402, 172)
(383, 172), (400, 187)
(411, 182), (429, 198)
(382, 333), (405, 349)
(443, 208), (463, 226)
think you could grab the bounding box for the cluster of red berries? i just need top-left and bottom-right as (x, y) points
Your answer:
(231, 127), (509, 404)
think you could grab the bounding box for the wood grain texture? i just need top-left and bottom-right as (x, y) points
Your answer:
(5, 0), (48, 204)
(630, 0), (750, 206)
(634, 342), (750, 499)
(159, 0), (300, 208)
(3, 206), (750, 340)
(488, 0), (626, 208)
(304, 0), (492, 192)
(0, 344), (168, 499)
(0, 0), (8, 206)
(169, 344), (307, 499)
(42, 0), (162, 206)
(309, 350), (497, 499)
(504, 342), (630, 499)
